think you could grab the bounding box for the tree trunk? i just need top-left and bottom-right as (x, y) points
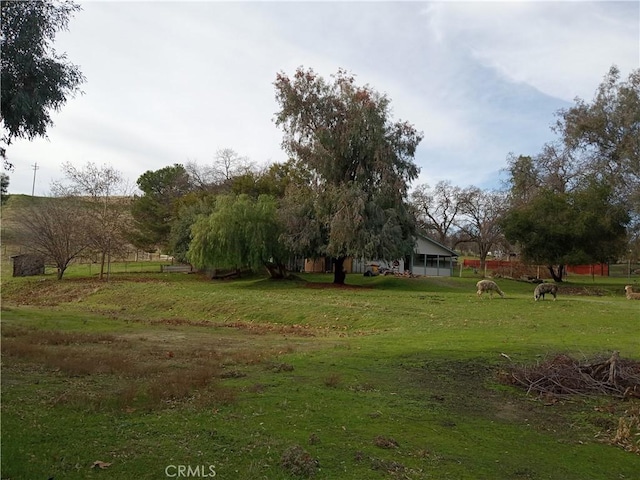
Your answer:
(99, 250), (106, 280)
(478, 245), (490, 277)
(56, 266), (66, 280)
(264, 262), (287, 279)
(278, 262), (288, 279)
(333, 257), (346, 284)
(547, 264), (564, 282)
(479, 257), (486, 276)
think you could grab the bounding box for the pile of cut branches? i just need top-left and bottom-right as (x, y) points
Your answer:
(501, 351), (640, 399)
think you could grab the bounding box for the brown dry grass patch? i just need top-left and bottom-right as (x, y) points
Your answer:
(219, 320), (319, 337)
(1, 325), (278, 410)
(1, 278), (107, 306)
(611, 405), (640, 454)
(147, 318), (322, 337)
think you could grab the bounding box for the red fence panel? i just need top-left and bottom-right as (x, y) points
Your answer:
(462, 259), (609, 277)
(565, 264), (609, 276)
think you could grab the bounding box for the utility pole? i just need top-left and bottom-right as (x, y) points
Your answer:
(31, 162), (39, 196)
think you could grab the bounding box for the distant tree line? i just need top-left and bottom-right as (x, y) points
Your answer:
(2, 2), (637, 282)
(131, 68), (424, 284)
(6, 65), (639, 282)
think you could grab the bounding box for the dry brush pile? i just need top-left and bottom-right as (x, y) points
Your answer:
(501, 351), (640, 399)
(500, 351), (640, 454)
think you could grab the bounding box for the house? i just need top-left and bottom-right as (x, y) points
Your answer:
(307, 234), (458, 277)
(406, 234), (458, 276)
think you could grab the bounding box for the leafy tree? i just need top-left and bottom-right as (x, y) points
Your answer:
(52, 162), (130, 280)
(230, 161), (300, 199)
(1, 172), (9, 204)
(1, 0), (85, 169)
(152, 158), (293, 261)
(504, 142), (584, 201)
(168, 193), (217, 263)
(11, 195), (90, 279)
(557, 67), (640, 261)
(130, 164), (192, 251)
(187, 194), (290, 278)
(501, 184), (629, 281)
(503, 66), (640, 270)
(506, 68), (640, 205)
(556, 66), (640, 207)
(274, 67), (422, 283)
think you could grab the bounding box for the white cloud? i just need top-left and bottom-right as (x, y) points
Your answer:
(421, 1), (639, 101)
(4, 1), (638, 196)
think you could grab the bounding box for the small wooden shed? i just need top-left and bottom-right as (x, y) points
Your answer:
(11, 254), (45, 277)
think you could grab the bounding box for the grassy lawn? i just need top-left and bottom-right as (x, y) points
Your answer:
(1, 267), (639, 479)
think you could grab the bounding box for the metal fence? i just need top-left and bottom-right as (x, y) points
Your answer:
(609, 262), (640, 279)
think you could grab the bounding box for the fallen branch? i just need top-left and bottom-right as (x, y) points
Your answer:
(502, 352), (640, 399)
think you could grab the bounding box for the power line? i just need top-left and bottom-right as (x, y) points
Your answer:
(31, 162), (39, 196)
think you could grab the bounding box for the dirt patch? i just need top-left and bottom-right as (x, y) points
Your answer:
(1, 276), (178, 307)
(373, 435), (399, 449)
(405, 357), (569, 432)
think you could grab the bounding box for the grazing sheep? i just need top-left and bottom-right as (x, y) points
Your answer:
(624, 285), (640, 300)
(476, 280), (505, 298)
(534, 283), (558, 301)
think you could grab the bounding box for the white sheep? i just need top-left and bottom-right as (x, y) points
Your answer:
(624, 285), (640, 300)
(476, 280), (505, 298)
(534, 283), (558, 301)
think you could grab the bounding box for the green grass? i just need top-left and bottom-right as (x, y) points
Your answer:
(1, 268), (639, 479)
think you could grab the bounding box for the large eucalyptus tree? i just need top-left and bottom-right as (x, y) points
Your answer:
(274, 67), (423, 284)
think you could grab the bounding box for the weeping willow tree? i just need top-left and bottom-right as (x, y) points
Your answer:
(187, 194), (290, 278)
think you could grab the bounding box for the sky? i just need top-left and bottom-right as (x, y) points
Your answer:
(4, 0), (639, 196)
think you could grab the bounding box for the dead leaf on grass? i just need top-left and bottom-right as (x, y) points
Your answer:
(91, 460), (112, 469)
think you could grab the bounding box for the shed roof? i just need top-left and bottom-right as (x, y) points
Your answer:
(414, 233), (458, 257)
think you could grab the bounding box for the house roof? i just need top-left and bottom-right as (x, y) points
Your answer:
(414, 233), (458, 257)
